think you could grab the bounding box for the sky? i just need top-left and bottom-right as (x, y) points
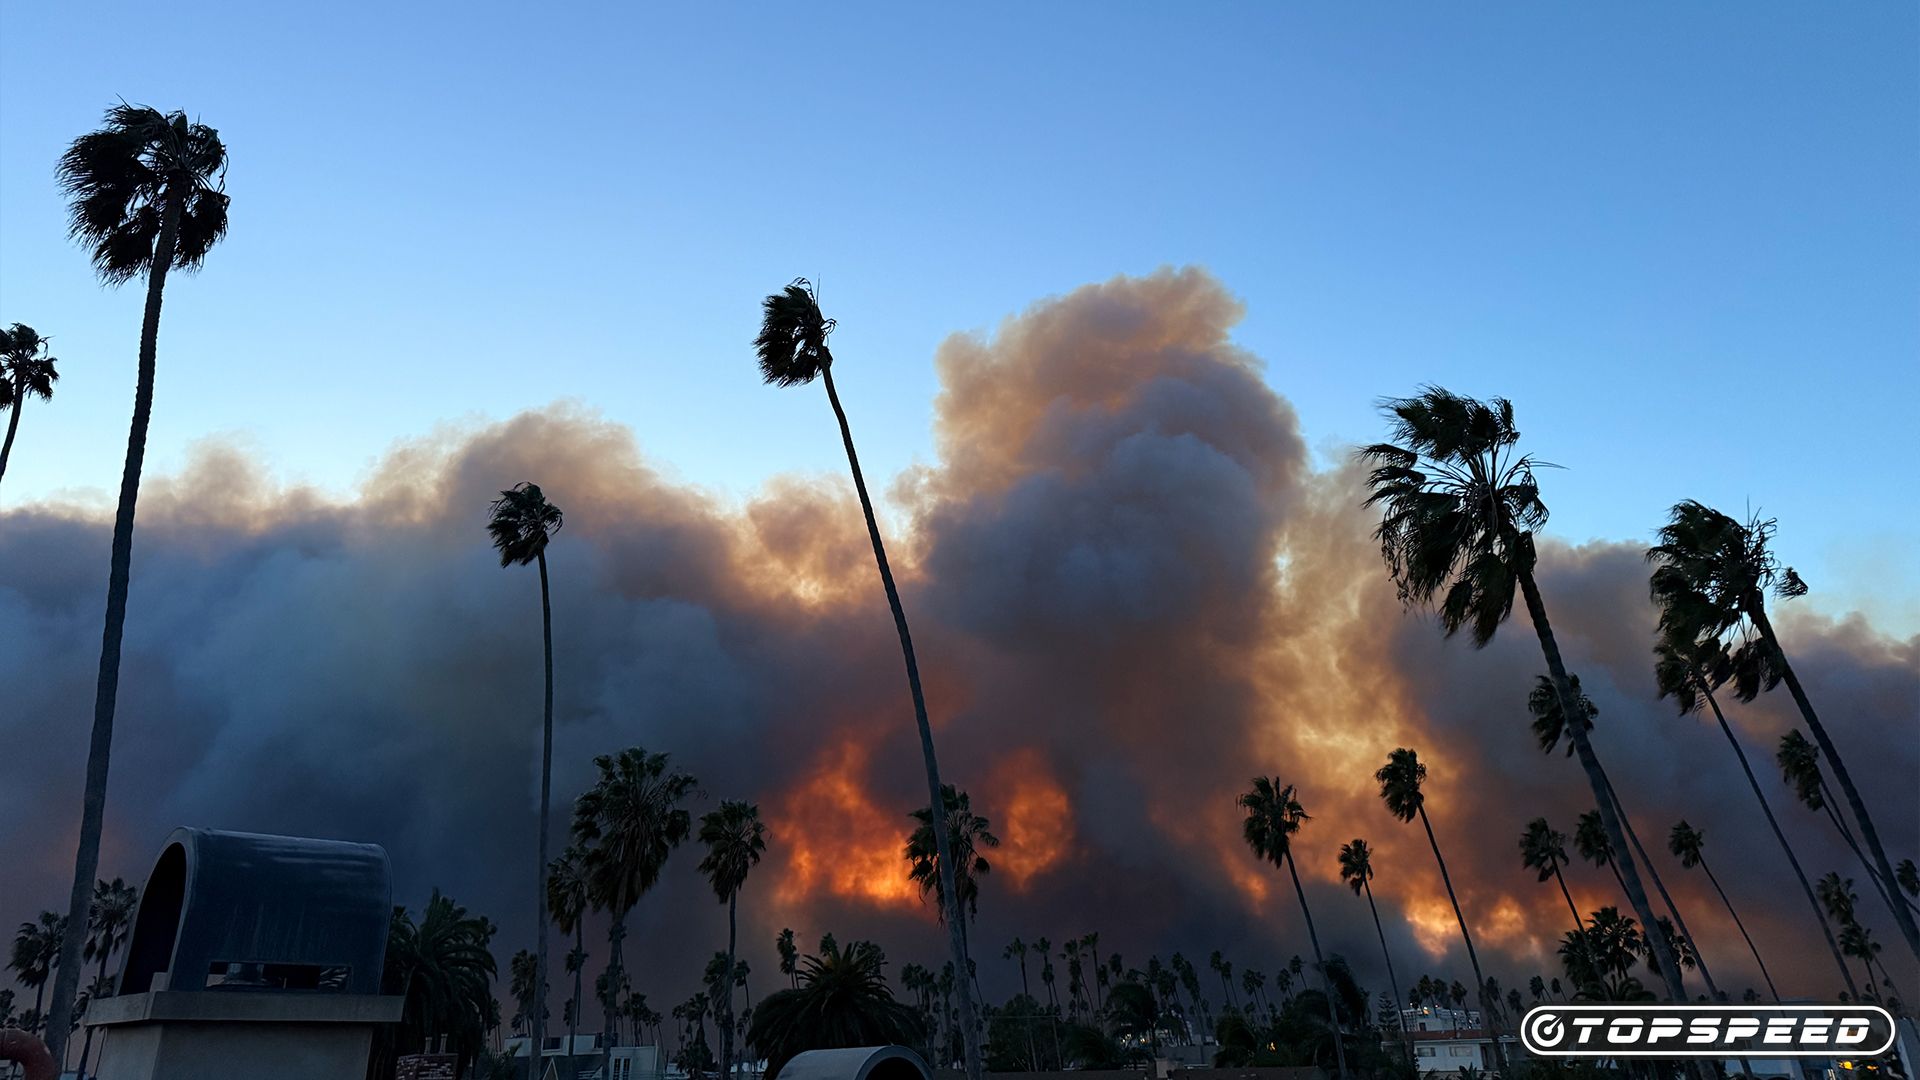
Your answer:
(2, 0), (1919, 1023)
(2, 2), (1916, 630)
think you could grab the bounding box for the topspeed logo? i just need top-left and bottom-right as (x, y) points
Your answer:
(1521, 1005), (1896, 1058)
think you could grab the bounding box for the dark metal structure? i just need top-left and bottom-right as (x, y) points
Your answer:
(778, 1046), (933, 1080)
(118, 826), (393, 997)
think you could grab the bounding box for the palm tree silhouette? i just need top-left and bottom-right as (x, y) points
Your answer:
(699, 800), (767, 1080)
(75, 876), (139, 1070)
(488, 480), (564, 1062)
(1776, 729), (1916, 923)
(1650, 500), (1920, 961)
(44, 103), (231, 1056)
(1238, 777), (1348, 1080)
(381, 889), (499, 1076)
(1653, 631), (1859, 998)
(1357, 388), (1685, 1000)
(1339, 838), (1409, 1062)
(907, 785), (998, 1019)
(0, 324), (59, 490)
(1004, 939), (1031, 998)
(1668, 821), (1778, 1000)
(571, 746), (697, 1076)
(747, 935), (921, 1080)
(8, 912), (65, 1036)
(777, 928), (799, 989)
(547, 845), (591, 1057)
(756, 278), (982, 1080)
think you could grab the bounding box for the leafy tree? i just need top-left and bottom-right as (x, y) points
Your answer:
(44, 103), (231, 1057)
(571, 746), (696, 1074)
(1357, 388), (1685, 998)
(488, 479), (564, 1061)
(699, 800), (767, 1080)
(1650, 501), (1920, 960)
(0, 323), (59, 488)
(747, 935), (921, 1080)
(756, 278), (981, 1080)
(1238, 777), (1348, 1080)
(377, 891), (500, 1079)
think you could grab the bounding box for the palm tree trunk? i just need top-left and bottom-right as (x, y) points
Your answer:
(1551, 863), (1609, 993)
(1697, 675), (1859, 997)
(1518, 571), (1689, 1003)
(720, 892), (738, 1080)
(1747, 603), (1920, 961)
(1283, 852), (1349, 1080)
(818, 365), (982, 1080)
(0, 379), (24, 487)
(1601, 775), (1722, 999)
(1695, 855), (1777, 1000)
(1362, 878), (1414, 1066)
(529, 551), (554, 1073)
(571, 926), (583, 1057)
(1819, 780), (1916, 918)
(45, 189), (184, 1063)
(1415, 806), (1505, 1071)
(606, 910), (627, 1078)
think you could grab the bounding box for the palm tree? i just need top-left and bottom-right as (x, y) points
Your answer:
(509, 949), (541, 1038)
(1036, 937), (1058, 1013)
(0, 323), (59, 489)
(547, 845), (590, 1057)
(1375, 748), (1506, 1059)
(1653, 630), (1860, 997)
(777, 929), (799, 989)
(1357, 388), (1685, 998)
(1668, 822), (1778, 1000)
(1650, 500), (1920, 961)
(699, 800), (767, 1080)
(905, 786), (1000, 932)
(1777, 730), (1914, 920)
(1005, 939), (1031, 998)
(45, 103), (231, 1058)
(8, 912), (64, 1034)
(1337, 838), (1408, 1058)
(756, 278), (982, 1080)
(1519, 816), (1607, 988)
(488, 480), (564, 1063)
(380, 890), (500, 1078)
(74, 876), (139, 1074)
(1237, 777), (1349, 1080)
(747, 935), (921, 1080)
(571, 746), (697, 1075)
(1081, 933), (1105, 1011)
(1574, 809), (1630, 893)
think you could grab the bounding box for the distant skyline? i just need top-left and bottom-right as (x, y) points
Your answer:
(2, 2), (1915, 633)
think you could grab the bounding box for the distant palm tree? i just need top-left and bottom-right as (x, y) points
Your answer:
(45, 103), (231, 1057)
(75, 876), (139, 1074)
(1081, 933), (1105, 1011)
(907, 784), (999, 1019)
(747, 935), (921, 1080)
(756, 278), (981, 1080)
(1668, 822), (1778, 999)
(509, 949), (543, 1037)
(488, 480), (564, 1062)
(777, 928), (799, 989)
(1338, 838), (1408, 1058)
(547, 845), (590, 1056)
(1574, 810), (1627, 894)
(1376, 748), (1503, 1061)
(1357, 388), (1684, 998)
(1650, 500), (1920, 961)
(380, 890), (500, 1077)
(1237, 777), (1348, 1080)
(1777, 730), (1915, 921)
(699, 800), (768, 1080)
(1004, 939), (1031, 998)
(1036, 937), (1059, 1012)
(1519, 817), (1604, 986)
(0, 323), (59, 489)
(571, 746), (697, 1075)
(1653, 631), (1860, 998)
(1899, 861), (1919, 901)
(8, 912), (64, 1034)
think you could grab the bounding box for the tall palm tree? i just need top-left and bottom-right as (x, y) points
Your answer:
(0, 323), (59, 489)
(45, 103), (230, 1057)
(746, 935), (920, 1080)
(488, 480), (564, 1064)
(907, 784), (999, 1019)
(1375, 749), (1504, 1066)
(1574, 810), (1627, 895)
(509, 949), (542, 1038)
(1357, 388), (1685, 998)
(1668, 822), (1778, 1000)
(1650, 500), (1920, 960)
(8, 912), (64, 1034)
(699, 800), (767, 1080)
(756, 278), (982, 1080)
(1518, 816), (1608, 989)
(1081, 932), (1105, 1011)
(1777, 730), (1914, 919)
(1036, 937), (1058, 1013)
(571, 746), (696, 1076)
(547, 845), (590, 1056)
(1237, 777), (1349, 1080)
(777, 928), (799, 989)
(1005, 939), (1031, 998)
(1338, 838), (1409, 1061)
(1654, 634), (1859, 998)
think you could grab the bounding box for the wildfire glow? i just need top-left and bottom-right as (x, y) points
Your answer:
(989, 748), (1074, 889)
(772, 740), (922, 910)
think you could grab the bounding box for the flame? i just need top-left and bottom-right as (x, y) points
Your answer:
(772, 739), (923, 911)
(988, 748), (1074, 889)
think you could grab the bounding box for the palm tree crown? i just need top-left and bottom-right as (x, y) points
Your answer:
(1527, 673), (1596, 757)
(1574, 811), (1616, 868)
(1238, 777), (1309, 864)
(754, 279), (836, 387)
(747, 935), (920, 1080)
(0, 324), (59, 406)
(487, 482), (563, 567)
(1520, 818), (1570, 882)
(1356, 387), (1550, 645)
(906, 785), (999, 923)
(56, 104), (229, 285)
(698, 801), (767, 901)
(572, 747), (698, 913)
(1374, 748), (1426, 823)
(1667, 822), (1706, 869)
(1337, 839), (1374, 895)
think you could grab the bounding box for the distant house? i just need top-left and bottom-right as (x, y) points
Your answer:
(500, 1035), (664, 1080)
(1407, 1028), (1519, 1076)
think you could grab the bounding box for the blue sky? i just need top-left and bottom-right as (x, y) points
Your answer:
(2, 2), (1915, 631)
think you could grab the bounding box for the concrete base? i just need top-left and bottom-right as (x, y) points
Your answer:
(84, 990), (404, 1080)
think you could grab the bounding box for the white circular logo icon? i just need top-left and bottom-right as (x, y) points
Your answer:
(1526, 1010), (1566, 1049)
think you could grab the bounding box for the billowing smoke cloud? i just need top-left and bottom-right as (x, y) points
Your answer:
(3, 268), (1914, 1020)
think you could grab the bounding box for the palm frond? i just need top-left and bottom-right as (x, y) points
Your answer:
(754, 279), (834, 387)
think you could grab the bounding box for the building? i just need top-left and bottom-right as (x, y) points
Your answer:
(500, 1035), (665, 1080)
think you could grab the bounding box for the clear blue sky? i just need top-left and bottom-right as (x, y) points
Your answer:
(2, 2), (1916, 630)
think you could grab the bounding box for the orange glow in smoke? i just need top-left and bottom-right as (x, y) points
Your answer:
(773, 740), (922, 911)
(989, 748), (1074, 889)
